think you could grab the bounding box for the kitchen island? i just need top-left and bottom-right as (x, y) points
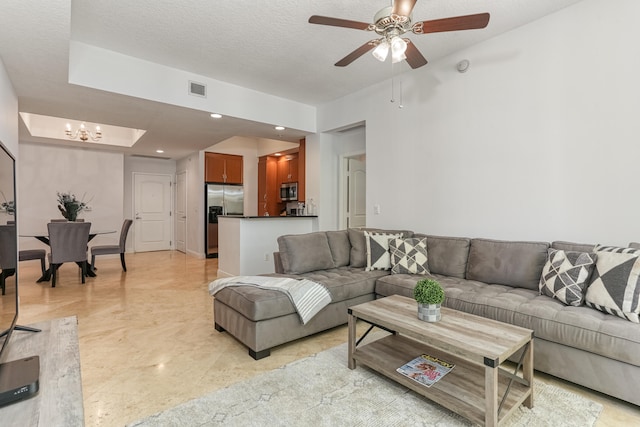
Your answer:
(217, 215), (318, 277)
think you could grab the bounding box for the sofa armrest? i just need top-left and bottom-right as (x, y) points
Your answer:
(273, 252), (284, 274)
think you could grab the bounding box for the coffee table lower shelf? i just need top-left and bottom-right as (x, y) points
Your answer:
(353, 334), (531, 426)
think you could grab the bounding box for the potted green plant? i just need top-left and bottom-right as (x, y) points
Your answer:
(413, 278), (445, 322)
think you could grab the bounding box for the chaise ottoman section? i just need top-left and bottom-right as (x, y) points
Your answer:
(213, 266), (386, 359)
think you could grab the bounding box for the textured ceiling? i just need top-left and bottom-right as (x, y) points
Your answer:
(0, 0), (584, 159)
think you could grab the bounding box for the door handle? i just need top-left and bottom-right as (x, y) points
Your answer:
(135, 216), (142, 220)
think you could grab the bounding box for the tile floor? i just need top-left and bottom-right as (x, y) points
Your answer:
(12, 251), (640, 426)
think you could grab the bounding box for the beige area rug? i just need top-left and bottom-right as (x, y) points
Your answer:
(128, 343), (602, 427)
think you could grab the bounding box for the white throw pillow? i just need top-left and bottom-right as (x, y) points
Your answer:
(364, 231), (402, 271)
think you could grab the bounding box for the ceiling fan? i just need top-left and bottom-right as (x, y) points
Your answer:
(309, 0), (490, 69)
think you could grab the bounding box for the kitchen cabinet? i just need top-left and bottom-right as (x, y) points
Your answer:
(258, 156), (278, 216)
(277, 154), (298, 185)
(205, 152), (243, 184)
(257, 138), (306, 212)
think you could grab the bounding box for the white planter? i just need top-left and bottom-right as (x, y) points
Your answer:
(417, 303), (441, 322)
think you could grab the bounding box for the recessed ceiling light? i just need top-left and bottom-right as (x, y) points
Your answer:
(274, 153), (282, 156)
(210, 113), (222, 119)
(275, 126), (285, 131)
(156, 149), (164, 153)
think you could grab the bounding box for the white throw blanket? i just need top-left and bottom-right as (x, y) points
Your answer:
(208, 276), (332, 324)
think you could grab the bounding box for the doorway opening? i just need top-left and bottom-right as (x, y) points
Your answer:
(341, 153), (366, 229)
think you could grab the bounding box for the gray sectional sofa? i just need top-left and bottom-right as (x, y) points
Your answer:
(212, 228), (640, 407)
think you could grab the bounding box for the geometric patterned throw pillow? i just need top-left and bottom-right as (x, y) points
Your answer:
(539, 249), (597, 306)
(389, 237), (430, 275)
(364, 231), (402, 271)
(585, 245), (640, 322)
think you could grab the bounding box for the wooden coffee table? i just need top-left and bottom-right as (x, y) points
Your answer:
(347, 295), (534, 427)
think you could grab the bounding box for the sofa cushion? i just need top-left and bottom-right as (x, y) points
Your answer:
(277, 232), (335, 274)
(539, 249), (596, 306)
(585, 245), (640, 323)
(414, 234), (470, 279)
(348, 228), (368, 268)
(551, 241), (596, 253)
(429, 274), (640, 368)
(466, 238), (549, 290)
(326, 230), (350, 267)
(294, 267), (389, 302)
(215, 267), (387, 322)
(389, 237), (429, 275)
(365, 231), (402, 271)
(375, 273), (429, 299)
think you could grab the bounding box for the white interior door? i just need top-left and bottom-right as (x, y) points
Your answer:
(347, 156), (366, 228)
(175, 171), (187, 253)
(134, 173), (172, 252)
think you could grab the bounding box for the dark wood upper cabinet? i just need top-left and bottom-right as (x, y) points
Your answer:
(258, 156), (278, 216)
(205, 152), (243, 184)
(277, 154), (298, 185)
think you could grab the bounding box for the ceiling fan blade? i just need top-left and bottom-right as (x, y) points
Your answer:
(392, 0), (417, 17)
(309, 15), (371, 31)
(416, 13), (490, 34)
(404, 42), (428, 69)
(335, 42), (376, 67)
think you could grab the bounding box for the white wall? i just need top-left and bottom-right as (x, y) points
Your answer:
(316, 0), (640, 247)
(18, 143), (124, 250)
(68, 41), (316, 134)
(177, 153), (202, 258)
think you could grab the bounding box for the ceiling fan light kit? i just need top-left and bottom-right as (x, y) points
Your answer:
(308, 0), (490, 69)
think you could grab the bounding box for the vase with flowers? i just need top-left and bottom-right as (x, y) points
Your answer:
(57, 192), (90, 221)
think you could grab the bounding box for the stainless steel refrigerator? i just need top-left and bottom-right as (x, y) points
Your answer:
(206, 183), (244, 258)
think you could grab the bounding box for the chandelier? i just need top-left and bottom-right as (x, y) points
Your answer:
(65, 123), (102, 142)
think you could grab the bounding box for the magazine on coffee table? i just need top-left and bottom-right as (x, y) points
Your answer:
(396, 354), (455, 387)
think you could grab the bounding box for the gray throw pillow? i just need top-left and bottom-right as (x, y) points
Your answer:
(277, 232), (335, 274)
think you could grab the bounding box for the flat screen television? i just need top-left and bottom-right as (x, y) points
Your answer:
(0, 141), (39, 406)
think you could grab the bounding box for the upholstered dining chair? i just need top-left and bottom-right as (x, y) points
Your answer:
(6, 220), (47, 276)
(90, 219), (133, 272)
(19, 249), (47, 276)
(47, 221), (91, 287)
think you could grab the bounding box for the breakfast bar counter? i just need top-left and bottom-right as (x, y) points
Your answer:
(217, 215), (318, 277)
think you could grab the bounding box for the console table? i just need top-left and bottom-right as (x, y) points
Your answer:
(0, 316), (84, 426)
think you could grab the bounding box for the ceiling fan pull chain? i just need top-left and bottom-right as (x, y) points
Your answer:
(391, 75), (395, 104)
(390, 62), (396, 104)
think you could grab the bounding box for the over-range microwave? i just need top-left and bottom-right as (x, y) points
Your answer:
(280, 182), (298, 201)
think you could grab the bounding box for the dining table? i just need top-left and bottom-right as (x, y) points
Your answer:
(20, 229), (116, 282)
